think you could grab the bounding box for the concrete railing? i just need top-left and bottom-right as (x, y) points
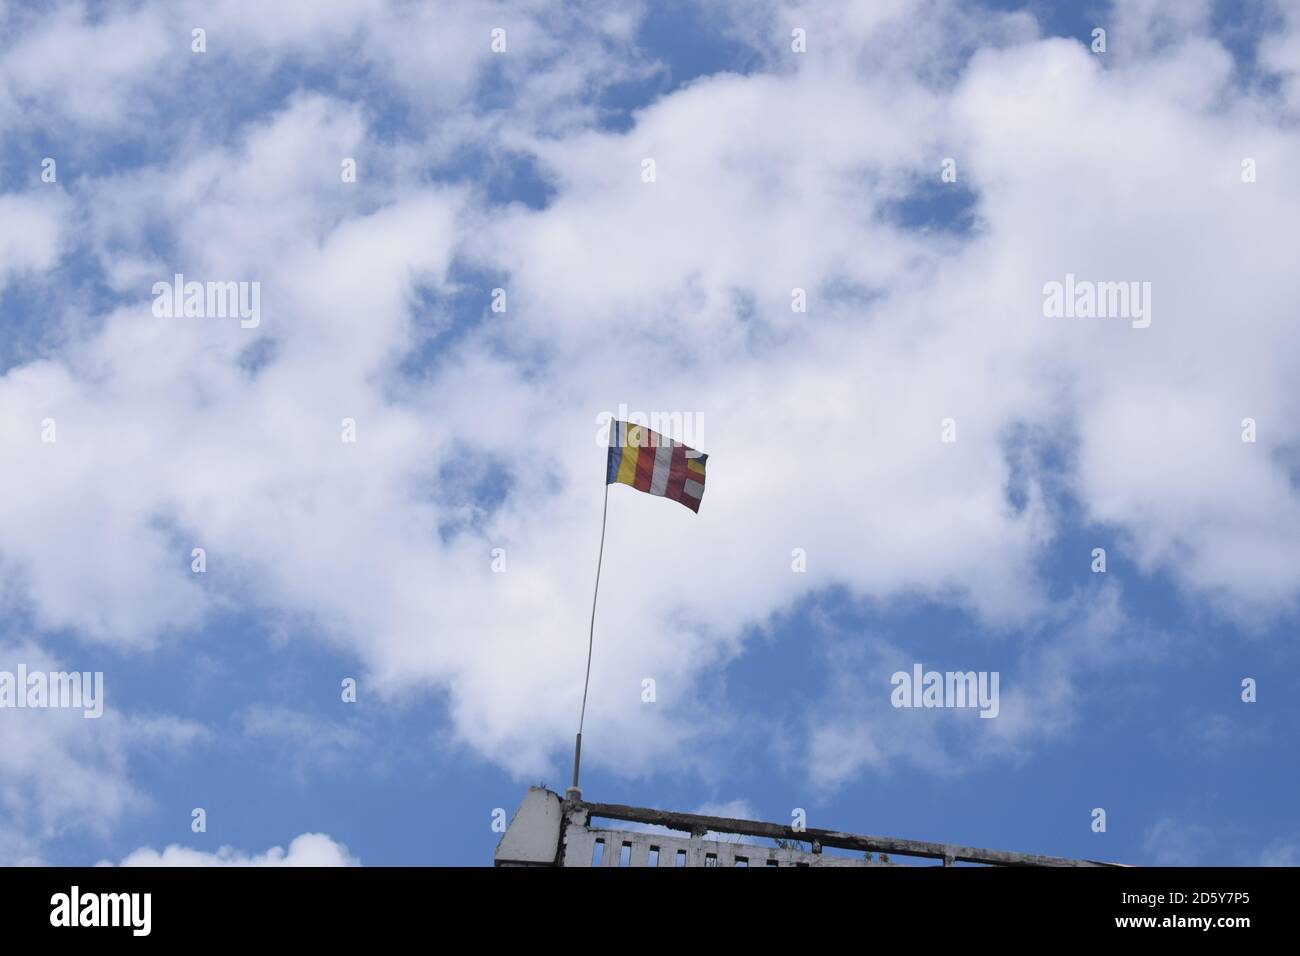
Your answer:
(493, 787), (1123, 868)
(565, 823), (889, 867)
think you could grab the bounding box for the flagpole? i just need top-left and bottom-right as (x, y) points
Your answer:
(570, 479), (610, 801)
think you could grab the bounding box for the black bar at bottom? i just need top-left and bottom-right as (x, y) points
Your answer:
(0, 865), (1278, 941)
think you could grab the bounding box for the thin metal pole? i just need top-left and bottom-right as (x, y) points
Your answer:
(572, 480), (611, 793)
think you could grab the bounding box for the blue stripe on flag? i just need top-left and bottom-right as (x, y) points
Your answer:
(606, 419), (621, 483)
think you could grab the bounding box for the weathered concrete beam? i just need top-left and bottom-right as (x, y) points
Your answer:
(581, 800), (1123, 867)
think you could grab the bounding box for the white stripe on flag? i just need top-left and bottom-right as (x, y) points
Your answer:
(683, 478), (704, 500)
(649, 443), (674, 496)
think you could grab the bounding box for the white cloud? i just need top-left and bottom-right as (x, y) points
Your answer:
(238, 705), (365, 779)
(1260, 4), (1300, 116)
(0, 191), (67, 291)
(0, 0), (1297, 833)
(796, 593), (1133, 795)
(0, 640), (208, 865)
(1142, 816), (1213, 866)
(106, 832), (359, 867)
(0, 3), (171, 128)
(1142, 820), (1300, 867)
(1259, 839), (1300, 867)
(0, 0), (655, 141)
(693, 799), (757, 820)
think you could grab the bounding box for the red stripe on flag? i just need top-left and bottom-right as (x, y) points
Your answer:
(634, 442), (657, 492)
(664, 444), (688, 502)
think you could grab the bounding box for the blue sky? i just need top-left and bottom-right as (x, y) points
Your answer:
(2, 0), (1299, 867)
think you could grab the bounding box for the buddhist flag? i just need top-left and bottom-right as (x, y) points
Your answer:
(606, 420), (707, 513)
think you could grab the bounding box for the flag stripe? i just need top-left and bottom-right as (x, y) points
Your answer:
(606, 421), (622, 483)
(649, 442), (674, 495)
(664, 444), (688, 501)
(633, 442), (657, 491)
(616, 429), (639, 484)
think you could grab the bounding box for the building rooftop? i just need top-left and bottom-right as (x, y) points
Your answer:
(494, 788), (1125, 867)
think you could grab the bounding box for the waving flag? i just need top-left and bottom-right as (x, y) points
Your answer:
(572, 418), (708, 796)
(605, 420), (707, 513)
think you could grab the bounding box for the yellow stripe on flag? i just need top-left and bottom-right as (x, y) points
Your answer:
(616, 428), (640, 485)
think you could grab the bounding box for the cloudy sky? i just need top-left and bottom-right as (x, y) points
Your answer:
(1, 0), (1298, 867)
